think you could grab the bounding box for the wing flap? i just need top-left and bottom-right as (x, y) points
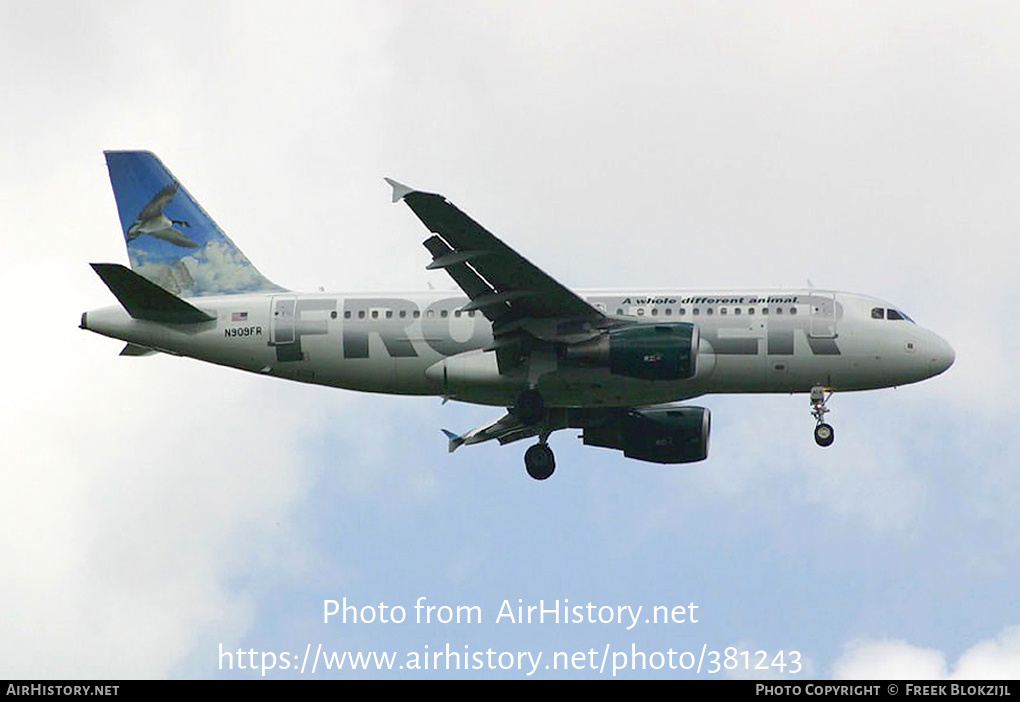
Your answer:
(422, 234), (495, 305)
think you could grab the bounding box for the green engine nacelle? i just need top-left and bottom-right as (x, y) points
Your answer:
(582, 405), (711, 463)
(565, 323), (699, 381)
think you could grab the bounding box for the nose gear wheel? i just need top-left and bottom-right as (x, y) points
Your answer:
(810, 386), (835, 447)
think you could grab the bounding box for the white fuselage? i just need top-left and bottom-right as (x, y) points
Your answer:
(82, 288), (955, 409)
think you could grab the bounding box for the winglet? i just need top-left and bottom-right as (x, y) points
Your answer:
(441, 429), (465, 454)
(384, 177), (416, 203)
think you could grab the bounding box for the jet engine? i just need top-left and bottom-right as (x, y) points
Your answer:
(563, 323), (699, 381)
(582, 405), (710, 463)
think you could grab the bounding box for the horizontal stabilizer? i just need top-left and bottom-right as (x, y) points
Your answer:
(90, 263), (215, 324)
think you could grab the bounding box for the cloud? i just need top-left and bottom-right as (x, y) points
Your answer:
(832, 626), (1020, 679)
(0, 289), (325, 676)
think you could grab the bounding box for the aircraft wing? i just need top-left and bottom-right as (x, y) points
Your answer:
(386, 179), (607, 328)
(442, 411), (539, 453)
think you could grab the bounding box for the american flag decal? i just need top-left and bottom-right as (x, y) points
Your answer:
(231, 312), (248, 321)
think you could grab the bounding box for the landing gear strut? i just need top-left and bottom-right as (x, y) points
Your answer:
(810, 386), (835, 447)
(518, 388), (554, 479)
(513, 388), (545, 426)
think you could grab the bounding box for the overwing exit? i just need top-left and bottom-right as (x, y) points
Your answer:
(81, 152), (955, 480)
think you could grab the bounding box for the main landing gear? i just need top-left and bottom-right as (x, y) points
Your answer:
(514, 388), (556, 480)
(513, 388), (545, 426)
(524, 442), (555, 480)
(810, 385), (835, 447)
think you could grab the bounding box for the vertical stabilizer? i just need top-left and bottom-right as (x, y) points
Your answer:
(104, 151), (286, 297)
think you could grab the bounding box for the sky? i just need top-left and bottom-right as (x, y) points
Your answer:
(1, 0), (1018, 680)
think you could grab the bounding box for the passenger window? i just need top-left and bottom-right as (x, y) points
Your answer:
(775, 308), (782, 315)
(386, 310), (393, 319)
(616, 308), (624, 315)
(651, 308), (658, 316)
(748, 308), (754, 315)
(637, 308), (645, 316)
(734, 308), (741, 315)
(344, 311), (351, 319)
(665, 308), (672, 316)
(789, 307), (797, 315)
(372, 310), (378, 319)
(399, 310), (406, 318)
(693, 308), (700, 316)
(454, 310), (461, 318)
(720, 307), (727, 315)
(679, 308), (686, 315)
(872, 307), (885, 319)
(413, 311), (421, 319)
(762, 308), (768, 315)
(441, 310), (448, 318)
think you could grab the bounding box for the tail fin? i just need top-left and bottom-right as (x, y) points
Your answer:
(104, 151), (285, 297)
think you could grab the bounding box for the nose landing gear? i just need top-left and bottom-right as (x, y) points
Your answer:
(810, 386), (835, 447)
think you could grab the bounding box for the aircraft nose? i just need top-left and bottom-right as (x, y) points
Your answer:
(928, 333), (955, 376)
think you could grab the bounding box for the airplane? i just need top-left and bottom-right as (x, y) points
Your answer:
(81, 151), (955, 480)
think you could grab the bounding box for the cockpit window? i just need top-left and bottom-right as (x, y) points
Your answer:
(872, 306), (915, 322)
(887, 309), (914, 322)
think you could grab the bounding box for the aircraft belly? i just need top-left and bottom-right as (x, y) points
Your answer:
(443, 367), (707, 408)
(541, 376), (706, 408)
(702, 354), (769, 392)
